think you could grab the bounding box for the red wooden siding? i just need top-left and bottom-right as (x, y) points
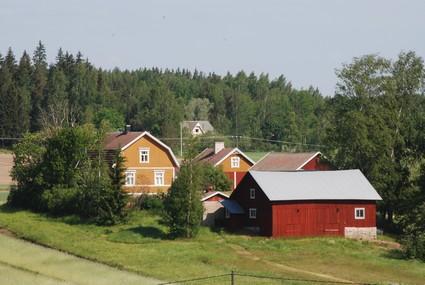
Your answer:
(224, 171), (248, 190)
(301, 156), (331, 170)
(229, 172), (377, 237)
(271, 201), (376, 237)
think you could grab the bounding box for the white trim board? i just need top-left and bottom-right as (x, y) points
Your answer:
(296, 152), (322, 170)
(201, 191), (229, 202)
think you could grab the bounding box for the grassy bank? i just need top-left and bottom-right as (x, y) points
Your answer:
(0, 191), (9, 205)
(0, 208), (424, 284)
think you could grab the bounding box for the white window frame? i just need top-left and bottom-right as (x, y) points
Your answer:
(250, 188), (255, 199)
(139, 148), (150, 164)
(231, 156), (240, 168)
(249, 208), (257, 219)
(154, 170), (165, 186)
(125, 170), (136, 186)
(354, 207), (365, 220)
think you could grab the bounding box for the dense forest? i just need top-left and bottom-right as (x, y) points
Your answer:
(1, 42), (425, 257)
(0, 41), (326, 152)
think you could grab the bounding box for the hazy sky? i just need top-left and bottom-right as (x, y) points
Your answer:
(1, 0), (424, 95)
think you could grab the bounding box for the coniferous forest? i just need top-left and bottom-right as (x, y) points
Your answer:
(1, 42), (425, 257)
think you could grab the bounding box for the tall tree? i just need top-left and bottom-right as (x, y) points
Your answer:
(31, 41), (48, 131)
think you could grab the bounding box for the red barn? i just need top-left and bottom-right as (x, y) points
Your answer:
(251, 152), (331, 171)
(223, 170), (382, 239)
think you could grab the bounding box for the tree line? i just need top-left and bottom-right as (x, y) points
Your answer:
(1, 42), (425, 259)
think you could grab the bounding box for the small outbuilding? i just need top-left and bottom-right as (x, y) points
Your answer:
(224, 170), (382, 239)
(201, 191), (229, 226)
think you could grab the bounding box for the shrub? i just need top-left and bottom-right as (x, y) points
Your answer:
(137, 194), (165, 214)
(41, 186), (79, 215)
(402, 233), (425, 261)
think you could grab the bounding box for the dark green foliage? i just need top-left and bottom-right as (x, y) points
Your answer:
(163, 162), (203, 238)
(199, 163), (232, 193)
(1, 43), (325, 152)
(41, 186), (79, 215)
(137, 194), (165, 214)
(8, 126), (127, 225)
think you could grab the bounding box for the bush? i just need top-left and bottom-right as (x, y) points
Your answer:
(402, 233), (425, 261)
(41, 186), (79, 215)
(137, 194), (165, 214)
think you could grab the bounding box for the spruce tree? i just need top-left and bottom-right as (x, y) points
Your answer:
(31, 41), (48, 131)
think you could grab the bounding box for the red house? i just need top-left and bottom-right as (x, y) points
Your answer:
(223, 170), (382, 239)
(250, 152), (331, 171)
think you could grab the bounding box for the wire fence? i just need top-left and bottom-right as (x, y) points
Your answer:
(158, 271), (378, 285)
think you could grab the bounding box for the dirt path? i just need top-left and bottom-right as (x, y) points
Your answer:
(227, 243), (354, 283)
(0, 233), (162, 285)
(0, 153), (13, 185)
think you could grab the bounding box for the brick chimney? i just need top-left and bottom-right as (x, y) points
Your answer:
(124, 124), (131, 134)
(214, 142), (225, 154)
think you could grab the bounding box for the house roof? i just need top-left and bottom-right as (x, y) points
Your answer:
(250, 152), (321, 171)
(249, 170), (382, 201)
(195, 147), (255, 166)
(104, 131), (180, 167)
(220, 199), (244, 214)
(182, 121), (214, 133)
(201, 191), (229, 202)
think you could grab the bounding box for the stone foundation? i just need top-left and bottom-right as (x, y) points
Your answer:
(344, 227), (377, 240)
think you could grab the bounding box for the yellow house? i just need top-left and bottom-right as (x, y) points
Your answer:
(104, 131), (179, 194)
(195, 142), (254, 190)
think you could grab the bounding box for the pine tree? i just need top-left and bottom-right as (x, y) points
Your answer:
(163, 139), (203, 238)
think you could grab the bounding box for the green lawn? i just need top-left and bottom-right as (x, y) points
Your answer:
(245, 152), (268, 162)
(0, 234), (160, 285)
(0, 208), (424, 284)
(0, 191), (9, 205)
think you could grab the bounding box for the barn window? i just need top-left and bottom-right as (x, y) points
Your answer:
(125, 171), (136, 186)
(354, 208), (365, 219)
(250, 188), (255, 199)
(249, 208), (257, 219)
(139, 148), (150, 163)
(225, 209), (230, 219)
(231, 157), (240, 168)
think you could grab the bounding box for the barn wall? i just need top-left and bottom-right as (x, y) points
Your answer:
(230, 173), (272, 235)
(224, 171), (248, 190)
(301, 155), (331, 171)
(271, 201), (376, 237)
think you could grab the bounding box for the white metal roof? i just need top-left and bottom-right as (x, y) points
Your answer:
(249, 169), (382, 201)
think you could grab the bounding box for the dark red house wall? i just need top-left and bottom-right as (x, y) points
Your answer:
(301, 155), (331, 171)
(224, 171), (248, 190)
(271, 201), (376, 237)
(230, 173), (272, 235)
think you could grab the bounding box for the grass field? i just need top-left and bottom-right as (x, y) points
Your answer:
(0, 191), (9, 205)
(0, 233), (160, 285)
(245, 152), (268, 162)
(0, 208), (424, 284)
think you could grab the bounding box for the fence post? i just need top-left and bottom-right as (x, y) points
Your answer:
(231, 270), (235, 285)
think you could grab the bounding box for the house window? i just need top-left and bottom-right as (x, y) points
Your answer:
(125, 171), (136, 186)
(231, 157), (240, 168)
(250, 188), (255, 199)
(154, 171), (165, 186)
(249, 208), (257, 219)
(354, 208), (365, 219)
(139, 148), (149, 163)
